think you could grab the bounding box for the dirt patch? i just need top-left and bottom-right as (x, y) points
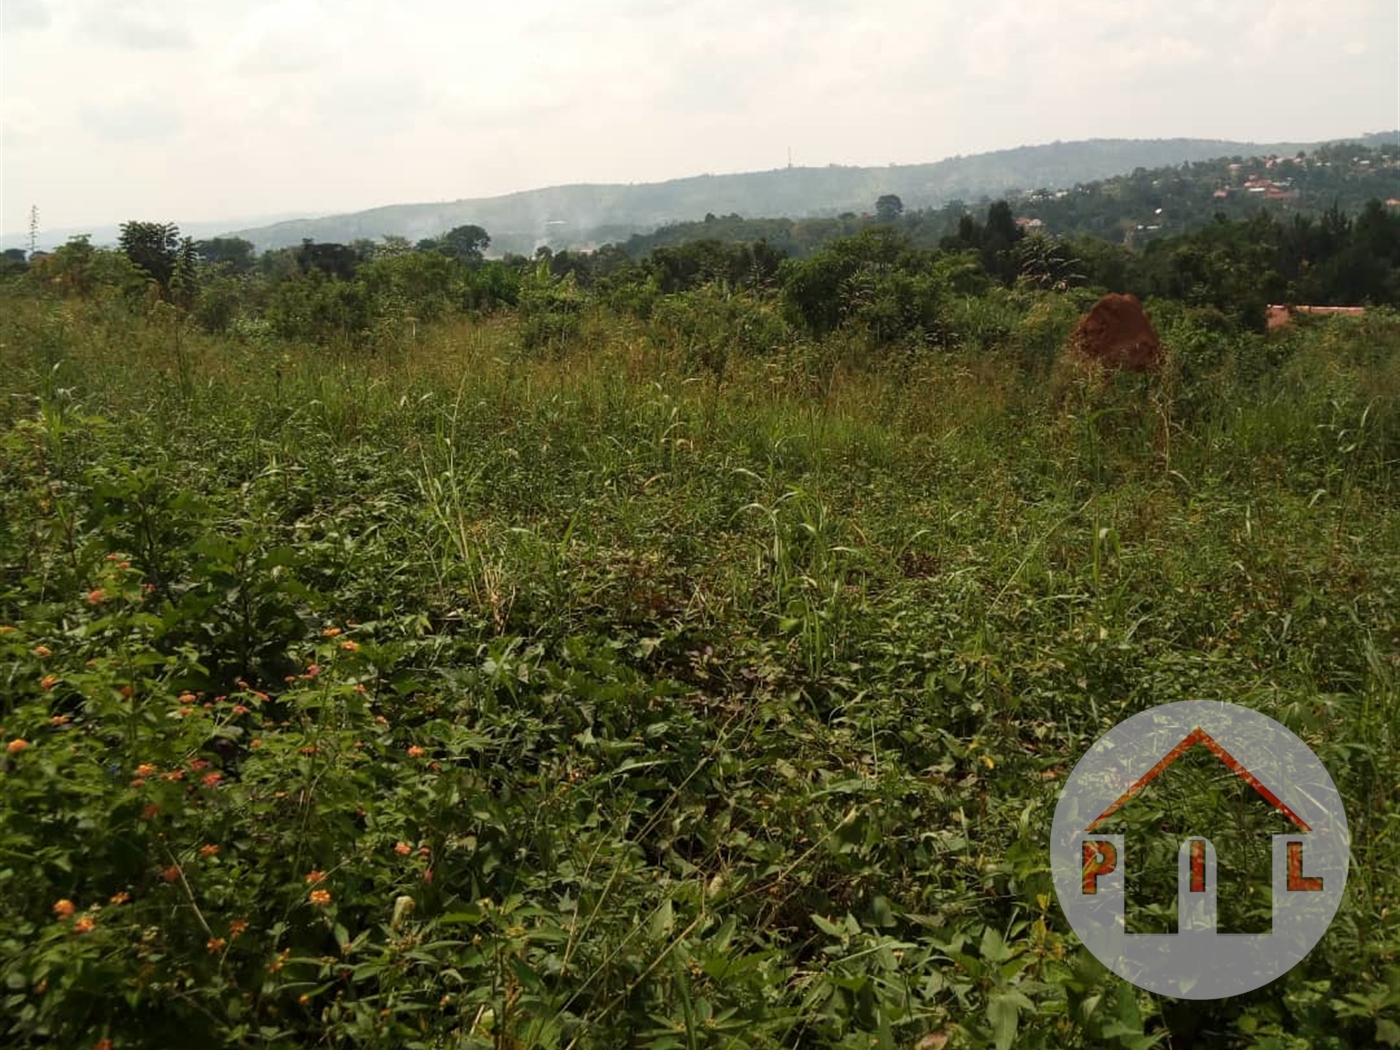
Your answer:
(1067, 293), (1164, 372)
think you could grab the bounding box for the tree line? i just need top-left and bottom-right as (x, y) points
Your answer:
(6, 193), (1399, 353)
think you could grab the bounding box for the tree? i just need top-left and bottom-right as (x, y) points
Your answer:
(875, 194), (904, 223)
(119, 221), (181, 290)
(436, 224), (491, 264)
(195, 237), (256, 274)
(296, 239), (358, 280)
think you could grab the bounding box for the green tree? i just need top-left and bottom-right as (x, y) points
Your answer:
(195, 237), (256, 274)
(875, 194), (904, 223)
(436, 224), (491, 264)
(119, 221), (181, 290)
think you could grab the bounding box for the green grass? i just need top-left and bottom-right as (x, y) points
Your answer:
(1, 292), (1398, 1049)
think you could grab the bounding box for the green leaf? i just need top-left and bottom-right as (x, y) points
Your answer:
(988, 993), (1021, 1050)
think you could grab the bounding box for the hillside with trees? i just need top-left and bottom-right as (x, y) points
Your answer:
(219, 134), (1399, 256)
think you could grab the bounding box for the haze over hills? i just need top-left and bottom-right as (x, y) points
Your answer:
(220, 133), (1400, 257)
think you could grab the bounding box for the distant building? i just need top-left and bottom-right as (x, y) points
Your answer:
(1015, 217), (1045, 232)
(1213, 188), (1229, 199)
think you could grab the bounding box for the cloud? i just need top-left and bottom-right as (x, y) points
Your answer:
(81, 97), (184, 141)
(79, 1), (193, 50)
(2, 0), (51, 32)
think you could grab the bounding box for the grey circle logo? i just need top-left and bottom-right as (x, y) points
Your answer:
(1051, 700), (1350, 999)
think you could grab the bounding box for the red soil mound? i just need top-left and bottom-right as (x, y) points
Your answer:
(1067, 293), (1164, 372)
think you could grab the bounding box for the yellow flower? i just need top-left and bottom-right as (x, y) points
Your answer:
(40, 674), (59, 690)
(109, 891), (131, 905)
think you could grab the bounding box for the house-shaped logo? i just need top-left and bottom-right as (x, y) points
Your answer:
(1052, 702), (1350, 1000)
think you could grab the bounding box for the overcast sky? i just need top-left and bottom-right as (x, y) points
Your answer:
(3, 0), (1398, 238)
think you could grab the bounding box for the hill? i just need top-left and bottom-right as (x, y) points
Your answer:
(225, 134), (1399, 256)
(610, 140), (1400, 259)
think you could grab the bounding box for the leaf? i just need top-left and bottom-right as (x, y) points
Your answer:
(649, 898), (674, 940)
(987, 993), (1021, 1050)
(980, 925), (1014, 963)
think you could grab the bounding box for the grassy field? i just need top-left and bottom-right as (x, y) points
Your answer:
(1, 290), (1398, 1049)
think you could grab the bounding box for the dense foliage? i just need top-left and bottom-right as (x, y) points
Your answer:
(1, 196), (1399, 1050)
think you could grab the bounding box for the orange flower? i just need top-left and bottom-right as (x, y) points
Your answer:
(321, 627), (342, 638)
(201, 772), (222, 788)
(73, 916), (96, 934)
(340, 641), (360, 652)
(189, 758), (210, 771)
(250, 738), (263, 749)
(142, 804), (161, 820)
(105, 553), (123, 562)
(109, 891), (130, 904)
(178, 692), (196, 704)
(94, 1039), (113, 1050)
(6, 738), (29, 754)
(53, 899), (75, 919)
(119, 685), (134, 699)
(129, 778), (146, 789)
(206, 937), (226, 954)
(33, 645), (52, 657)
(161, 865), (180, 883)
(374, 715), (389, 726)
(199, 844), (220, 859)
(232, 704), (250, 716)
(229, 918), (249, 939)
(394, 842), (411, 856)
(0, 625), (15, 633)
(423, 868), (433, 883)
(40, 674), (58, 690)
(49, 714), (69, 726)
(305, 869), (326, 884)
(86, 589), (106, 605)
(136, 763), (158, 777)
(309, 889), (331, 906)
(407, 745), (426, 758)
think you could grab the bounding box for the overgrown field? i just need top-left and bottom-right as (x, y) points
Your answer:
(1, 290), (1398, 1049)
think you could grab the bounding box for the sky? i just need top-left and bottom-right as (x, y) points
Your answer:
(3, 0), (1398, 239)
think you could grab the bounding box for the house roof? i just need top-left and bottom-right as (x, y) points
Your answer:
(1084, 726), (1311, 833)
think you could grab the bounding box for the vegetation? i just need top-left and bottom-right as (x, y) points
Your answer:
(205, 136), (1399, 256)
(1, 201), (1399, 1050)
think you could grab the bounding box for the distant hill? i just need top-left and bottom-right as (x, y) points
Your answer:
(223, 133), (1400, 256)
(0, 213), (320, 255)
(605, 139), (1400, 260)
